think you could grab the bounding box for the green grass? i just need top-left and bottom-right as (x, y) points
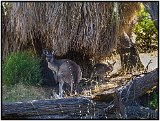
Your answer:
(2, 51), (42, 86)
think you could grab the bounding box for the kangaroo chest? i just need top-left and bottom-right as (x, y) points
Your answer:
(48, 62), (59, 73)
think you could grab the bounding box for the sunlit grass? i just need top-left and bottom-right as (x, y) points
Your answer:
(2, 82), (47, 102)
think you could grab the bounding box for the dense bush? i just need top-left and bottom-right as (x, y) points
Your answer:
(133, 4), (158, 52)
(2, 51), (42, 86)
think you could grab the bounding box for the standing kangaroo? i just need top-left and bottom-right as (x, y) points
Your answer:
(43, 50), (82, 98)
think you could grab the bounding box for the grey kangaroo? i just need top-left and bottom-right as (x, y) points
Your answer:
(43, 50), (82, 98)
(91, 61), (116, 79)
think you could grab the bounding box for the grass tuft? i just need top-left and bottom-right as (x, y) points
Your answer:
(2, 51), (42, 86)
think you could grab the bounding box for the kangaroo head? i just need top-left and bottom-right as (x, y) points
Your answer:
(43, 50), (56, 63)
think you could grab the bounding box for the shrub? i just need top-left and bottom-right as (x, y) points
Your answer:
(149, 92), (158, 110)
(2, 51), (42, 86)
(133, 4), (158, 52)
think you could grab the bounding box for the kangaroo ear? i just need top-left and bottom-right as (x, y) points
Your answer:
(107, 61), (112, 66)
(106, 61), (110, 65)
(43, 50), (48, 55)
(112, 61), (116, 66)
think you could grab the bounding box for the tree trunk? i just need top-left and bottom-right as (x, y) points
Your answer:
(117, 32), (144, 74)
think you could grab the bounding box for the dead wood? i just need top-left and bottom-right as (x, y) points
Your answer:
(118, 68), (158, 104)
(125, 106), (158, 119)
(2, 97), (108, 119)
(93, 68), (158, 103)
(2, 68), (158, 119)
(2, 97), (158, 119)
(93, 68), (158, 119)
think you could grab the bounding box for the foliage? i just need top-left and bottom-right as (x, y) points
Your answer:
(2, 51), (42, 86)
(133, 4), (158, 52)
(149, 92), (158, 110)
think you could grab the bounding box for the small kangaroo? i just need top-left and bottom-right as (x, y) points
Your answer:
(43, 49), (82, 98)
(91, 61), (116, 79)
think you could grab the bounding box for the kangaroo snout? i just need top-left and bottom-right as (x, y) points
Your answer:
(46, 58), (51, 62)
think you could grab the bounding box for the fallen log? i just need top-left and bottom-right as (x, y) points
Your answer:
(125, 106), (158, 119)
(2, 68), (158, 119)
(121, 68), (157, 102)
(93, 68), (158, 104)
(2, 97), (108, 119)
(93, 68), (158, 119)
(2, 97), (158, 119)
(105, 105), (158, 119)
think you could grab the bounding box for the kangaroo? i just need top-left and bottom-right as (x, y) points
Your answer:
(91, 61), (116, 79)
(43, 50), (82, 98)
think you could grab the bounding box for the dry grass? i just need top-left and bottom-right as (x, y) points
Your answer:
(2, 82), (47, 102)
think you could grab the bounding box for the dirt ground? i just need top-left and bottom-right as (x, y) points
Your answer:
(107, 51), (158, 75)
